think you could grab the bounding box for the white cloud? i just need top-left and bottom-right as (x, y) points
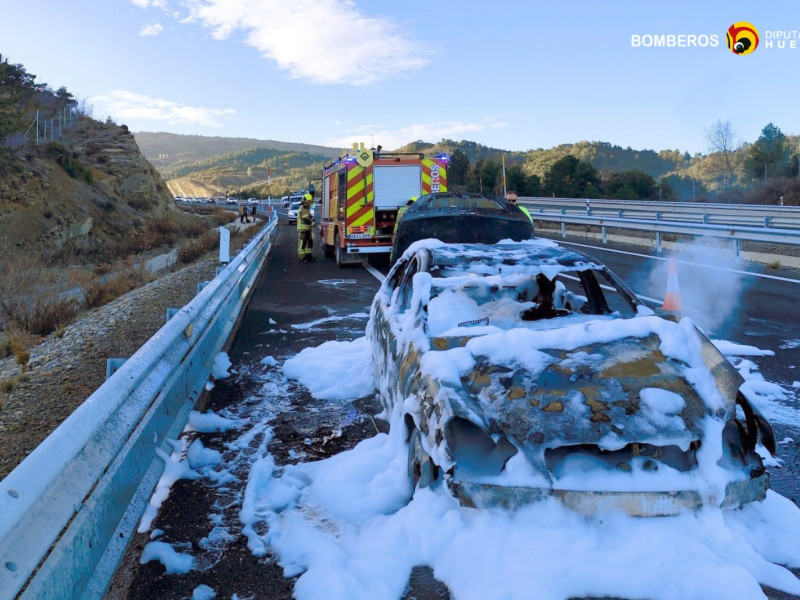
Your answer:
(182, 0), (433, 85)
(90, 90), (235, 127)
(139, 23), (164, 36)
(129, 0), (168, 8)
(325, 119), (507, 152)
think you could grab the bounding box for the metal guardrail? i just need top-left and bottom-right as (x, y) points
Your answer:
(521, 197), (800, 231)
(521, 199), (800, 253)
(0, 212), (279, 600)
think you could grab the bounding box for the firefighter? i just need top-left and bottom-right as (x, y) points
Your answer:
(390, 196), (417, 262)
(395, 196), (417, 232)
(506, 192), (532, 222)
(297, 193), (314, 262)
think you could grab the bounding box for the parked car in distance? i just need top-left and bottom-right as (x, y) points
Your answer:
(369, 239), (775, 516)
(287, 201), (301, 224)
(226, 197), (238, 205)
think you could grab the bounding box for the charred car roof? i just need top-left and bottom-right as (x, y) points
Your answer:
(391, 193), (533, 264)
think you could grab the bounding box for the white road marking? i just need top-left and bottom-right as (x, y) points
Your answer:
(364, 263), (385, 283)
(556, 240), (800, 284)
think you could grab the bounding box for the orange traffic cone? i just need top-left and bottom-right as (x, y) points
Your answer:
(662, 257), (682, 311)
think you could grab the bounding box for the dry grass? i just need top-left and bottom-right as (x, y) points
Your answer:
(74, 258), (155, 309)
(1, 210), (227, 337)
(177, 231), (219, 264)
(0, 256), (80, 336)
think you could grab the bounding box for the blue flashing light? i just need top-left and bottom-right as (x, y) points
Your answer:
(433, 152), (450, 163)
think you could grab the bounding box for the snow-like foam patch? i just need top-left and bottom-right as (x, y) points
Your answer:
(140, 541), (194, 574)
(240, 407), (800, 600)
(283, 336), (374, 400)
(212, 352), (232, 379)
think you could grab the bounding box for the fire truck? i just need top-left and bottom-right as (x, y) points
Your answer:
(319, 145), (448, 266)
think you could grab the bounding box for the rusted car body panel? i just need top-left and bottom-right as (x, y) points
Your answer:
(368, 241), (774, 515)
(448, 475), (770, 516)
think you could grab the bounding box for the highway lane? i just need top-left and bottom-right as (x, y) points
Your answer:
(114, 220), (452, 600)
(112, 224), (800, 600)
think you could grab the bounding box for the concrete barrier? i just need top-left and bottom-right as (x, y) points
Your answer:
(0, 212), (278, 600)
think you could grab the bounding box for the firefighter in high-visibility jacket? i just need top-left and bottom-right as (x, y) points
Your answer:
(390, 196), (417, 262)
(297, 193), (314, 262)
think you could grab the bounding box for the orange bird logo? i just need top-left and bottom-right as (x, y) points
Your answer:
(726, 22), (759, 55)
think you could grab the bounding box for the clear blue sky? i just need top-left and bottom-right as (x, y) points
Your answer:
(3, 0), (798, 154)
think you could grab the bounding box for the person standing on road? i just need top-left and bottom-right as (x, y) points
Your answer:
(297, 193), (314, 262)
(251, 204), (257, 222)
(506, 192), (532, 222)
(239, 204), (246, 224)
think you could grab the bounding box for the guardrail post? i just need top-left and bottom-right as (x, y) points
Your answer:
(602, 226), (607, 244)
(656, 231), (662, 253)
(764, 217), (771, 228)
(655, 212), (661, 221)
(734, 239), (740, 257)
(561, 222), (566, 238)
(618, 210), (623, 218)
(165, 308), (180, 323)
(197, 281), (210, 293)
(703, 214), (709, 224)
(105, 358), (127, 380)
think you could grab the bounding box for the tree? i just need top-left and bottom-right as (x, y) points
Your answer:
(505, 164), (542, 197)
(543, 155), (601, 198)
(479, 160), (502, 195)
(746, 123), (794, 180)
(704, 120), (743, 188)
(603, 169), (656, 200)
(448, 149), (469, 190)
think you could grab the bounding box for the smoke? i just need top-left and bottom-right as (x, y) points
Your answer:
(632, 237), (756, 338)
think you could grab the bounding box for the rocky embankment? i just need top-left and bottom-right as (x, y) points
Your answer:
(0, 118), (175, 257)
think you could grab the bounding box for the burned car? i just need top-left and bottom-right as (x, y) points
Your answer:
(368, 239), (775, 516)
(391, 192), (533, 264)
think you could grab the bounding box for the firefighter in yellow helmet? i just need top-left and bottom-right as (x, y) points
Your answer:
(390, 196), (417, 261)
(297, 193), (315, 262)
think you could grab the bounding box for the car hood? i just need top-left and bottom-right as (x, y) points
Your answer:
(452, 330), (741, 467)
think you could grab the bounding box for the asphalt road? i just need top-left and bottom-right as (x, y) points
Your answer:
(111, 224), (800, 600)
(114, 218), (452, 599)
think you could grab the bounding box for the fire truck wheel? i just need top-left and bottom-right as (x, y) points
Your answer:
(324, 244), (334, 258)
(334, 232), (344, 268)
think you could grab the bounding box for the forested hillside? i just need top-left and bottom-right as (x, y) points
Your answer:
(133, 121), (799, 204)
(135, 132), (340, 169)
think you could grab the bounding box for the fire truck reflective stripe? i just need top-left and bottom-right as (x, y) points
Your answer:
(350, 207), (374, 229)
(345, 164), (375, 227)
(421, 160), (447, 194)
(347, 183), (366, 208)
